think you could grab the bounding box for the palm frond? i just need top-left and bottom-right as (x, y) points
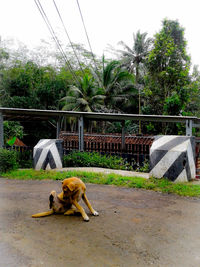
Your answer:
(76, 98), (88, 105)
(118, 41), (133, 54)
(68, 86), (83, 97)
(62, 102), (78, 111)
(92, 95), (106, 101)
(103, 60), (120, 87)
(60, 96), (76, 102)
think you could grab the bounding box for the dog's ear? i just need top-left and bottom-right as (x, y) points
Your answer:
(67, 182), (75, 191)
(49, 194), (54, 209)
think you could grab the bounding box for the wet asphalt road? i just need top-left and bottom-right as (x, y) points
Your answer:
(1, 178), (200, 267)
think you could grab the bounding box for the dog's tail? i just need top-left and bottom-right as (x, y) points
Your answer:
(32, 210), (54, 218)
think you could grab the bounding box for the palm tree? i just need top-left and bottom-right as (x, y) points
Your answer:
(98, 57), (135, 113)
(118, 31), (152, 133)
(60, 74), (104, 131)
(61, 74), (104, 112)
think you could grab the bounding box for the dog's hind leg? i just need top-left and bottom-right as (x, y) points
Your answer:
(82, 193), (99, 216)
(32, 210), (54, 218)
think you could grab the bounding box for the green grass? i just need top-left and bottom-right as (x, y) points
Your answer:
(1, 169), (200, 197)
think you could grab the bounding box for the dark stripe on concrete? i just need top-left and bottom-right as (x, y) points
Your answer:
(163, 152), (186, 181)
(155, 136), (189, 152)
(150, 150), (168, 171)
(190, 137), (195, 159)
(33, 148), (43, 166)
(150, 136), (190, 170)
(55, 141), (63, 162)
(185, 152), (192, 181)
(42, 151), (56, 170)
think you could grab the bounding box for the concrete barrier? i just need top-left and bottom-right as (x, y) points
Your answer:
(150, 136), (195, 182)
(33, 139), (63, 170)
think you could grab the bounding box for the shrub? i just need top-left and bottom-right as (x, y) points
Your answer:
(0, 148), (18, 174)
(136, 159), (150, 173)
(63, 151), (133, 170)
(16, 150), (33, 168)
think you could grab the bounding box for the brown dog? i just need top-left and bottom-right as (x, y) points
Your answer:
(32, 177), (98, 221)
(62, 177), (99, 221)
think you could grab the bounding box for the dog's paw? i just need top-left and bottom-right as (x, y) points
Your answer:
(83, 215), (90, 222)
(93, 210), (99, 216)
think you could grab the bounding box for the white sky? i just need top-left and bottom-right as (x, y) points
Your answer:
(0, 0), (200, 67)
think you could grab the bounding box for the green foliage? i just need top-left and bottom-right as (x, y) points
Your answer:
(16, 150), (33, 169)
(0, 148), (18, 174)
(106, 120), (138, 134)
(146, 19), (191, 117)
(3, 121), (24, 143)
(0, 61), (67, 110)
(163, 91), (182, 115)
(0, 20), (200, 138)
(63, 151), (132, 170)
(61, 74), (104, 112)
(136, 159), (150, 173)
(100, 57), (135, 112)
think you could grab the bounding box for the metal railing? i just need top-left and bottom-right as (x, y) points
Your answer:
(61, 132), (154, 167)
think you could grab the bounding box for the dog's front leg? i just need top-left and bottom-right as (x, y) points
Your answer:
(72, 200), (89, 221)
(82, 193), (99, 216)
(64, 207), (79, 216)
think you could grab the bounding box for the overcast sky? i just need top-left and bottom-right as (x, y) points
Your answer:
(0, 0), (200, 67)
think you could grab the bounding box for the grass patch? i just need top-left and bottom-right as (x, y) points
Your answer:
(1, 169), (200, 197)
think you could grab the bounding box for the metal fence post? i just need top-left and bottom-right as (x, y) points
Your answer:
(56, 116), (61, 139)
(0, 112), (3, 148)
(78, 116), (84, 151)
(121, 121), (125, 151)
(186, 119), (193, 136)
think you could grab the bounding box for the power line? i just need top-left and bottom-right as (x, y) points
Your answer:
(34, 0), (80, 85)
(52, 0), (85, 76)
(76, 0), (101, 81)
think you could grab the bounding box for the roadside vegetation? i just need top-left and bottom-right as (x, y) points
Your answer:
(63, 151), (135, 171)
(1, 169), (200, 198)
(0, 149), (148, 174)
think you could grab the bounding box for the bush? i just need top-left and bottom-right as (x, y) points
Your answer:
(0, 148), (18, 174)
(136, 159), (150, 173)
(16, 150), (33, 168)
(63, 151), (133, 170)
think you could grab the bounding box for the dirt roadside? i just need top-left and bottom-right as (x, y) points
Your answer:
(1, 178), (200, 267)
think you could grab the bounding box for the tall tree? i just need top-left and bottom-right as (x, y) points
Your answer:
(186, 65), (200, 117)
(118, 31), (152, 132)
(145, 19), (191, 116)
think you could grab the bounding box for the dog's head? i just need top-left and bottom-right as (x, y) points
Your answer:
(62, 178), (78, 198)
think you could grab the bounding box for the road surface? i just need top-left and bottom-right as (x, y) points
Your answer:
(0, 178), (200, 267)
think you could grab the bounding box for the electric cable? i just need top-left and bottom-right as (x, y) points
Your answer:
(34, 0), (80, 85)
(52, 0), (85, 76)
(76, 0), (101, 82)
